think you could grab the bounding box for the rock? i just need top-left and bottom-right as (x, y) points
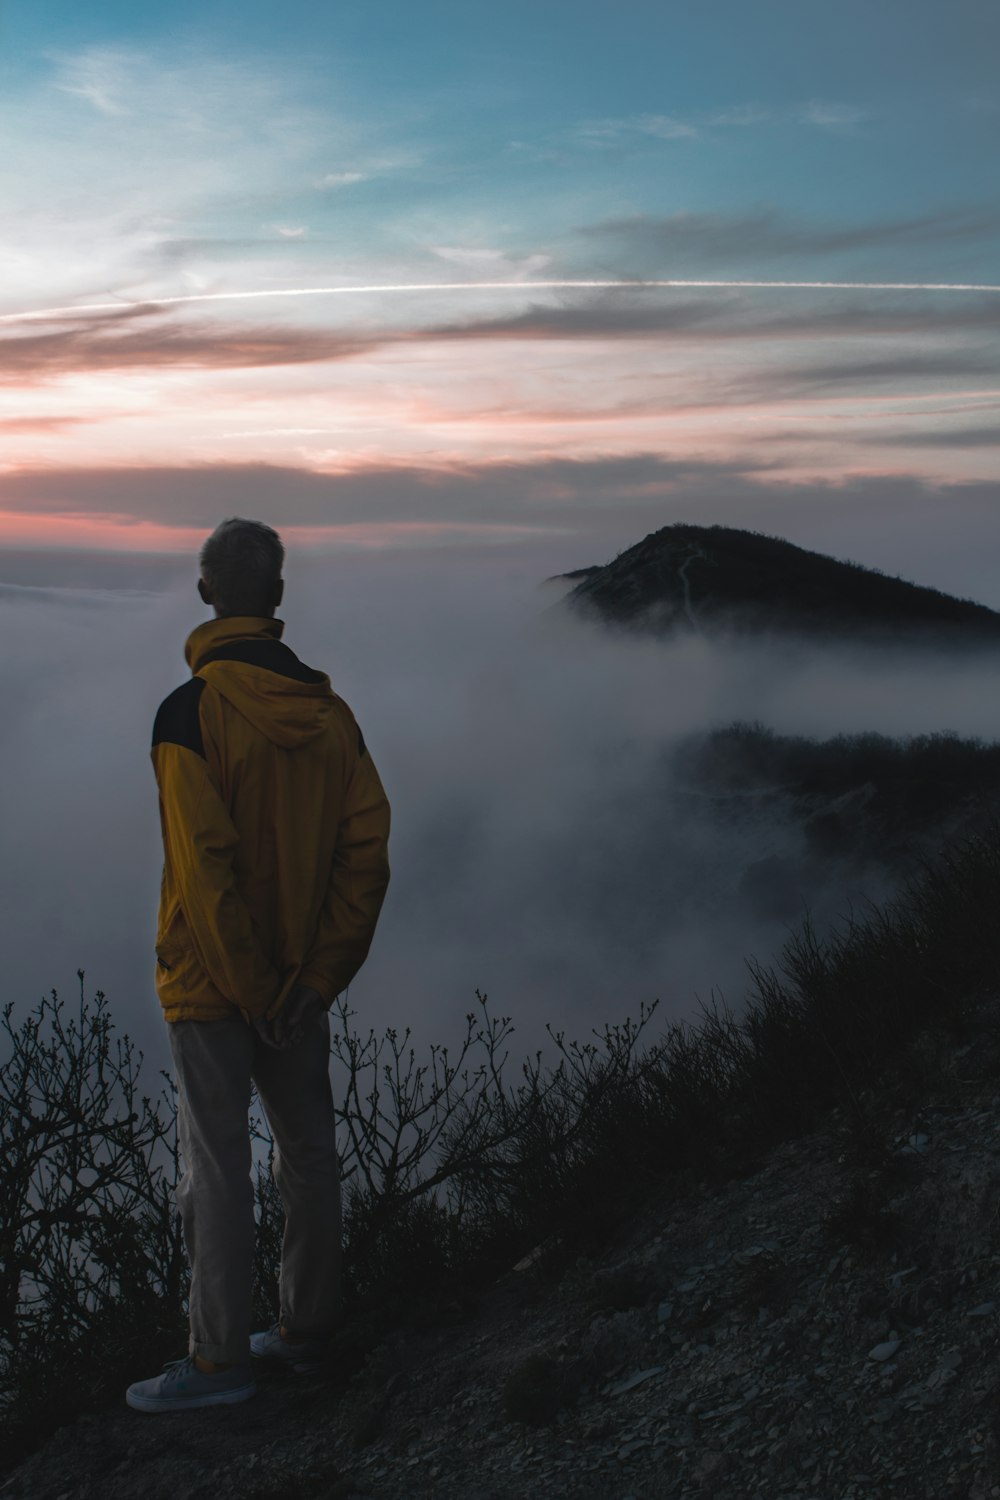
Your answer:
(512, 1244), (546, 1272)
(871, 1396), (899, 1424)
(691, 1448), (731, 1489)
(868, 1339), (903, 1362)
(603, 1367), (666, 1397)
(896, 1132), (931, 1156)
(617, 1439), (649, 1460)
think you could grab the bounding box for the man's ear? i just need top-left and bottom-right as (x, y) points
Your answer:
(197, 577), (211, 606)
(274, 578), (285, 609)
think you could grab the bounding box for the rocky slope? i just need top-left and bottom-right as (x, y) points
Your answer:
(558, 524), (1000, 647)
(7, 987), (1000, 1500)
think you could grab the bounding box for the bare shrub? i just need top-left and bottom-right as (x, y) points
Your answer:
(0, 974), (183, 1464)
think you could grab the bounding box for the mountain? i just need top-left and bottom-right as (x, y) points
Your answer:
(662, 723), (1000, 924)
(556, 523), (1000, 646)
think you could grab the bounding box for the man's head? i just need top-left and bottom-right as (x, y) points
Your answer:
(198, 517), (285, 618)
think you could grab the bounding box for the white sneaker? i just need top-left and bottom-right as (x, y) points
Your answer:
(126, 1354), (257, 1411)
(249, 1321), (328, 1373)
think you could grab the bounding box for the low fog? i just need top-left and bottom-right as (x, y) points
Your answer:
(2, 538), (999, 1084)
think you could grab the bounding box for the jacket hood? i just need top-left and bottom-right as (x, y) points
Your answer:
(185, 616), (334, 749)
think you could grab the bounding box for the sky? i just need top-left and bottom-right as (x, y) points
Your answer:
(1, 1), (999, 1078)
(0, 0), (998, 561)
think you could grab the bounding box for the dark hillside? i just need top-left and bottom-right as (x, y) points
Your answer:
(560, 523), (1000, 646)
(559, 724), (1000, 945)
(7, 820), (1000, 1499)
(669, 723), (1000, 873)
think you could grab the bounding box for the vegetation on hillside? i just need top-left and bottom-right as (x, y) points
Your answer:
(563, 522), (1000, 643)
(668, 722), (1000, 869)
(3, 801), (1000, 1474)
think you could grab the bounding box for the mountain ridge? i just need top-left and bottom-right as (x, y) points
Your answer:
(556, 523), (1000, 645)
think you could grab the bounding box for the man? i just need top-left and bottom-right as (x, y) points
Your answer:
(126, 517), (390, 1413)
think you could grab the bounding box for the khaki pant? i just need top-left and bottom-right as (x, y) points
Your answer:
(167, 1009), (342, 1365)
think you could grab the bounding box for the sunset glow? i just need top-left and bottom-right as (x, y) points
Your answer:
(1, 2), (997, 553)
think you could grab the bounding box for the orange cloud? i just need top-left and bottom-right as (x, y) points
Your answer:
(0, 307), (376, 385)
(0, 510), (207, 551)
(0, 415), (91, 432)
(0, 508), (547, 552)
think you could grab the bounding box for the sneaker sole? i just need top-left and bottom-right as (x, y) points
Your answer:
(125, 1382), (257, 1413)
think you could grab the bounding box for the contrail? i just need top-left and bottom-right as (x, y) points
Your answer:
(2, 277), (1000, 327)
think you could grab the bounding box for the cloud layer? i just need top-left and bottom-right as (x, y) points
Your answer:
(581, 206), (1000, 271)
(3, 541), (998, 1084)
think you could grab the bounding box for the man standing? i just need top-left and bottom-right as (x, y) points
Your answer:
(127, 517), (390, 1413)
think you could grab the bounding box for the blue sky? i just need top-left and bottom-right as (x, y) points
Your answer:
(7, 0), (999, 260)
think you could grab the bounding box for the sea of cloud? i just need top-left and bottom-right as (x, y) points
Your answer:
(1, 538), (999, 1088)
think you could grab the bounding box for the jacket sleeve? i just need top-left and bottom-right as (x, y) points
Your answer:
(298, 747), (391, 1007)
(153, 735), (283, 1021)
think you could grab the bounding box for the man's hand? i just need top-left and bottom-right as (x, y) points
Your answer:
(252, 984), (327, 1050)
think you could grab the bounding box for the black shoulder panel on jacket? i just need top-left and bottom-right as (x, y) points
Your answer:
(197, 638), (327, 684)
(152, 678), (207, 756)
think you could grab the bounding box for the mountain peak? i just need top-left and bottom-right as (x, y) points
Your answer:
(559, 523), (1000, 646)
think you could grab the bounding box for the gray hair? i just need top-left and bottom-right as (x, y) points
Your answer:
(199, 517), (284, 616)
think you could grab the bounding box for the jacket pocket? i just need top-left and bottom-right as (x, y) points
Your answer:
(156, 939), (183, 972)
(154, 940), (199, 996)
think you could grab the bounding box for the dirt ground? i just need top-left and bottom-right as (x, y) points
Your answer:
(7, 990), (1000, 1500)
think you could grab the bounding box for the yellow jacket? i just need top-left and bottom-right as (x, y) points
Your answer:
(151, 615), (390, 1024)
